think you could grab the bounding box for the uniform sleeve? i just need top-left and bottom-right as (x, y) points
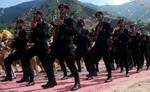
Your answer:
(46, 24), (52, 39)
(40, 22), (51, 40)
(104, 22), (112, 39)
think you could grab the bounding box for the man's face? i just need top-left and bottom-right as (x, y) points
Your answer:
(31, 21), (37, 28)
(79, 21), (84, 27)
(60, 8), (68, 16)
(131, 26), (136, 32)
(96, 14), (103, 22)
(16, 22), (24, 29)
(35, 14), (42, 22)
(119, 21), (125, 28)
(141, 28), (145, 34)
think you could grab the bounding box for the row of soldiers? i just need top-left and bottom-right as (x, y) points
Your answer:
(1, 3), (150, 91)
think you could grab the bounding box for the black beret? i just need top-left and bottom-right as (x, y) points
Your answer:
(16, 18), (25, 24)
(130, 23), (136, 28)
(118, 19), (125, 24)
(58, 4), (70, 10)
(95, 11), (104, 17)
(79, 19), (84, 23)
(35, 10), (43, 16)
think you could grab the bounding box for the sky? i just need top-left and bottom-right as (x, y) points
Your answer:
(79, 0), (131, 6)
(0, 0), (33, 8)
(0, 0), (131, 8)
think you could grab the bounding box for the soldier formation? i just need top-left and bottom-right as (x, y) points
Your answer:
(0, 3), (150, 91)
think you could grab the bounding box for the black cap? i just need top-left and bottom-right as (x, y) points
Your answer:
(16, 18), (25, 24)
(118, 18), (125, 24)
(95, 11), (104, 17)
(58, 4), (70, 10)
(79, 19), (84, 23)
(130, 23), (136, 28)
(35, 10), (43, 16)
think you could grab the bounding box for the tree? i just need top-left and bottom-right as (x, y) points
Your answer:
(70, 5), (82, 19)
(0, 23), (7, 30)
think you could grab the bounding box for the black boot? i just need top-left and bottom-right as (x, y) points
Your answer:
(61, 72), (68, 80)
(1, 77), (12, 82)
(86, 72), (97, 77)
(26, 80), (35, 86)
(93, 72), (98, 77)
(112, 65), (115, 71)
(86, 74), (93, 80)
(105, 76), (112, 83)
(42, 82), (57, 89)
(71, 82), (80, 91)
(120, 68), (124, 73)
(125, 72), (129, 77)
(61, 76), (68, 80)
(136, 68), (140, 73)
(16, 78), (29, 83)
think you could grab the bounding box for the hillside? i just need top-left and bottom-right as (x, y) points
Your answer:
(0, 0), (46, 24)
(0, 0), (119, 29)
(84, 0), (150, 20)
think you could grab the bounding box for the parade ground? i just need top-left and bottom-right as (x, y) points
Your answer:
(0, 62), (150, 92)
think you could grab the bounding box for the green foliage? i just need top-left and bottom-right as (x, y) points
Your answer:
(70, 5), (82, 18)
(43, 16), (52, 23)
(0, 23), (7, 30)
(0, 23), (16, 31)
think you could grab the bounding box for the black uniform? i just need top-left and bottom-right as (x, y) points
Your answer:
(108, 34), (116, 70)
(85, 22), (112, 79)
(112, 31), (120, 69)
(48, 24), (68, 79)
(20, 21), (55, 84)
(128, 32), (141, 72)
(75, 28), (91, 72)
(140, 33), (150, 69)
(3, 29), (27, 81)
(48, 16), (80, 86)
(88, 31), (99, 72)
(115, 29), (130, 75)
